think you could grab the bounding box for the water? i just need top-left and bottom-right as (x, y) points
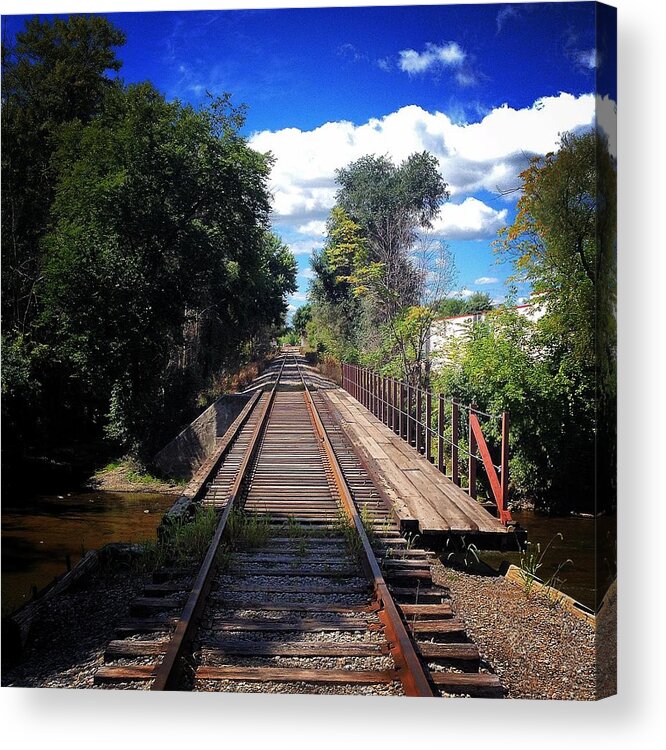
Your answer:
(480, 510), (617, 611)
(1, 491), (175, 615)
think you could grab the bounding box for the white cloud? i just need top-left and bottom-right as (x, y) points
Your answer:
(475, 276), (500, 285)
(296, 220), (327, 237)
(299, 268), (316, 280)
(496, 6), (519, 33)
(251, 92), (597, 238)
(286, 239), (323, 256)
(577, 49), (598, 70)
(430, 198), (507, 240)
(398, 42), (466, 75)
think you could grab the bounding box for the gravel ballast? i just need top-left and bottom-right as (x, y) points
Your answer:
(3, 558), (600, 699)
(432, 561), (597, 701)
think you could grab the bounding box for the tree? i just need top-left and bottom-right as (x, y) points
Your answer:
(433, 308), (595, 514)
(464, 292), (494, 314)
(2, 16), (126, 333)
(438, 298), (467, 317)
(39, 84), (295, 453)
(494, 128), (616, 512)
(335, 153), (450, 319)
(292, 304), (312, 339)
(308, 153), (453, 382)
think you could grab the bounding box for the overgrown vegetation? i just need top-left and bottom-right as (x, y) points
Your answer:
(1, 16), (296, 484)
(304, 128), (615, 515)
(517, 533), (573, 605)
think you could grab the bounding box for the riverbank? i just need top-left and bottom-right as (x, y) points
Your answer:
(87, 461), (185, 495)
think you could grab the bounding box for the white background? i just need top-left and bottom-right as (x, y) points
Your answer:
(1, 1), (664, 747)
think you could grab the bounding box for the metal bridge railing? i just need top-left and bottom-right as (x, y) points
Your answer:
(341, 362), (512, 525)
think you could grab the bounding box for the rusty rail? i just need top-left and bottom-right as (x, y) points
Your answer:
(341, 363), (512, 525)
(297, 359), (434, 697)
(150, 356), (287, 691)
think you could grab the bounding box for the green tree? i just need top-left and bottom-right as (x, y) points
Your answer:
(463, 292), (494, 314)
(40, 84), (294, 454)
(2, 15), (126, 333)
(433, 308), (595, 513)
(494, 128), (616, 512)
(292, 304), (312, 339)
(438, 298), (467, 317)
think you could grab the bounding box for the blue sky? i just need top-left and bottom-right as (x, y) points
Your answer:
(4, 2), (616, 317)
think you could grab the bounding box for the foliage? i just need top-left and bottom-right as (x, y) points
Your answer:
(494, 128), (616, 512)
(517, 532), (572, 602)
(307, 156), (455, 383)
(432, 307), (595, 513)
(291, 303), (312, 338)
(1, 16), (296, 474)
(439, 292), (493, 318)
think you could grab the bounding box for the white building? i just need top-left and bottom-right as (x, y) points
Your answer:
(428, 300), (545, 366)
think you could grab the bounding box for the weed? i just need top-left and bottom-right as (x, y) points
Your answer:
(517, 532), (572, 600)
(224, 509), (272, 550)
(334, 509), (362, 557)
(359, 505), (376, 544)
(445, 535), (480, 569)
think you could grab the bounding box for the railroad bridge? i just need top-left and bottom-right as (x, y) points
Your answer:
(95, 349), (518, 696)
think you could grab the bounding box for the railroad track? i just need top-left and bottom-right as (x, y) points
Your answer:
(95, 350), (503, 697)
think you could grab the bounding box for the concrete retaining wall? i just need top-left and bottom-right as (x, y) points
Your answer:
(152, 393), (253, 478)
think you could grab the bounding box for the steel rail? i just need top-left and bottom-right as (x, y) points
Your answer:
(295, 357), (435, 697)
(150, 355), (287, 691)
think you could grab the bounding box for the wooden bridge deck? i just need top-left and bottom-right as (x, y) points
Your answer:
(322, 387), (510, 538)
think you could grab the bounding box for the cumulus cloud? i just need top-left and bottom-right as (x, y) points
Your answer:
(398, 41), (466, 74)
(475, 276), (500, 285)
(296, 220), (327, 236)
(430, 198), (507, 240)
(250, 92), (596, 235)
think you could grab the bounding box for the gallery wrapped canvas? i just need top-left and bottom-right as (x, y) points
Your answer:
(1, 2), (616, 700)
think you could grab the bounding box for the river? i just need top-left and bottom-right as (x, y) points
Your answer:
(2, 491), (175, 616)
(2, 493), (614, 616)
(480, 509), (616, 611)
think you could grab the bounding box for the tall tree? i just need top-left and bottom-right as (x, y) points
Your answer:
(2, 15), (125, 332)
(495, 128), (617, 512)
(40, 84), (295, 453)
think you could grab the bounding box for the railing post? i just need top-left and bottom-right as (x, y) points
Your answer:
(451, 400), (460, 486)
(379, 375), (386, 422)
(374, 373), (379, 418)
(437, 394), (445, 474)
(501, 410), (510, 522)
(387, 378), (393, 431)
(398, 381), (405, 440)
(425, 391), (433, 462)
(407, 383), (414, 445)
(416, 388), (423, 454)
(393, 379), (399, 434)
(468, 404), (477, 500)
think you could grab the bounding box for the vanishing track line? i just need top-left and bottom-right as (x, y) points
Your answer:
(95, 349), (503, 697)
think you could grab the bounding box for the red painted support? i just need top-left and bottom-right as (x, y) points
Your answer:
(500, 411), (511, 524)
